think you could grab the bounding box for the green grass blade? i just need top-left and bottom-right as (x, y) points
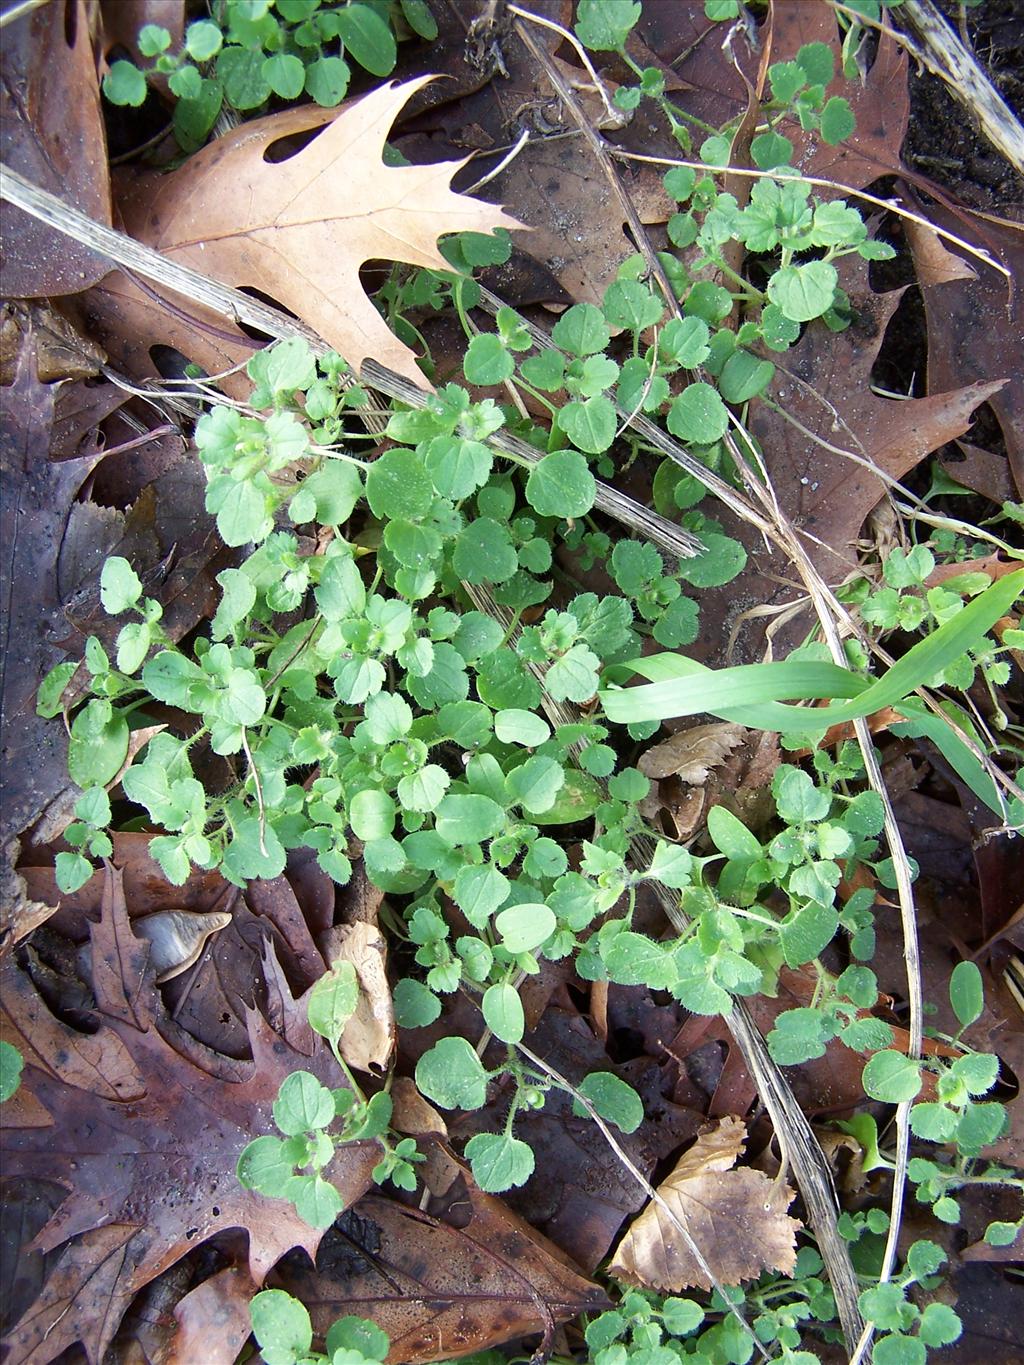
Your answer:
(600, 569), (1023, 729)
(891, 698), (1005, 816)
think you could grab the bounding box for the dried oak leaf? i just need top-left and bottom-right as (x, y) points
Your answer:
(638, 722), (747, 783)
(272, 1183), (608, 1364)
(0, 866), (378, 1365)
(608, 1116), (801, 1293)
(96, 78), (520, 388)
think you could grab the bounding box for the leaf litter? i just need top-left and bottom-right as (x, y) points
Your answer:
(2, 1), (1024, 1362)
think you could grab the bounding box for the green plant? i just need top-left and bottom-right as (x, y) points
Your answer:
(44, 2), (1024, 1360)
(250, 1287), (389, 1365)
(103, 0), (435, 150)
(0, 1041), (23, 1102)
(237, 960), (422, 1225)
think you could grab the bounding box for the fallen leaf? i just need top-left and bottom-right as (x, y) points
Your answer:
(0, 866), (378, 1364)
(0, 335), (103, 946)
(608, 1116), (801, 1293)
(711, 258), (1006, 661)
(320, 921), (395, 1073)
(770, 1), (909, 190)
(638, 722), (747, 783)
(904, 219), (979, 286)
(0, 0), (112, 295)
(390, 1077), (459, 1197)
(166, 1265), (258, 1365)
(446, 1005), (701, 1272)
(907, 198), (1024, 497)
(272, 1185), (608, 1364)
(104, 79), (519, 387)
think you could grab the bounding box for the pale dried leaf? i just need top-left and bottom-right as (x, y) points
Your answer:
(320, 922), (394, 1072)
(638, 723), (746, 782)
(904, 219), (978, 287)
(608, 1117), (801, 1292)
(117, 79), (521, 387)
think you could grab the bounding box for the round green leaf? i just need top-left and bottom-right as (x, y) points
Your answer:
(336, 2), (397, 76)
(103, 60), (147, 107)
(494, 903), (556, 953)
(273, 1071), (335, 1136)
(365, 448), (433, 521)
(667, 382), (730, 443)
(308, 962), (359, 1046)
(767, 260), (838, 322)
(415, 1036), (488, 1110)
(464, 333), (514, 385)
(0, 1040), (23, 1102)
(305, 55), (350, 106)
(557, 395), (617, 453)
(263, 53), (305, 100)
(250, 1290), (313, 1365)
(525, 450), (596, 519)
(575, 1071), (643, 1133)
(464, 1131), (535, 1191)
(862, 1050), (923, 1104)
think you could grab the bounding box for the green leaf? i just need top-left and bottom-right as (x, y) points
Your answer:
(551, 303), (611, 356)
(603, 932), (678, 990)
(185, 19), (223, 61)
(949, 959), (984, 1030)
(217, 45), (272, 109)
(751, 130), (793, 169)
(575, 1072), (643, 1133)
(768, 1008), (829, 1065)
(465, 1131), (535, 1191)
(767, 260), (838, 322)
(293, 1173), (344, 1230)
(173, 77), (223, 151)
(305, 54), (350, 106)
(37, 661), (77, 718)
(678, 533), (746, 588)
(397, 763), (450, 812)
(68, 700), (129, 787)
(506, 755), (565, 814)
(546, 643), (601, 703)
(779, 902), (839, 967)
(667, 382), (730, 443)
(494, 903), (556, 953)
(659, 316), (711, 367)
(424, 436), (492, 500)
(603, 279), (664, 331)
(707, 805), (762, 861)
(336, 3), (397, 76)
(0, 1039), (24, 1101)
(326, 1316), (390, 1362)
(453, 863), (510, 928)
(315, 555), (366, 621)
(646, 841), (693, 889)
(601, 569), (1024, 727)
(250, 1290), (313, 1365)
(820, 95), (856, 145)
(918, 1303), (962, 1348)
(308, 962), (360, 1046)
(273, 1071), (336, 1136)
(662, 1298), (705, 1335)
(482, 982), (525, 1044)
(400, 0), (438, 40)
(453, 517), (519, 584)
(104, 60), (148, 107)
(494, 709), (550, 747)
(464, 333), (514, 385)
(526, 450), (596, 519)
(415, 1037), (488, 1109)
(207, 476), (272, 547)
(350, 789), (396, 841)
(263, 52), (305, 99)
(366, 448), (433, 520)
(100, 557), (143, 614)
(557, 395), (617, 453)
(393, 977), (441, 1027)
(863, 1050), (923, 1103)
(574, 0), (641, 49)
(719, 351), (775, 403)
(435, 794), (505, 846)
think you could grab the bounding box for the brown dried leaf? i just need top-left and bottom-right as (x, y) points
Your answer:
(320, 922), (395, 1073)
(0, 0), (112, 296)
(0, 866), (378, 1364)
(903, 220), (979, 287)
(109, 79), (519, 387)
(166, 1265), (257, 1365)
(639, 723), (746, 783)
(273, 1186), (608, 1364)
(608, 1117), (801, 1293)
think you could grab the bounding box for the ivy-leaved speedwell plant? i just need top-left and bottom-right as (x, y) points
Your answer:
(49, 0), (1024, 1359)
